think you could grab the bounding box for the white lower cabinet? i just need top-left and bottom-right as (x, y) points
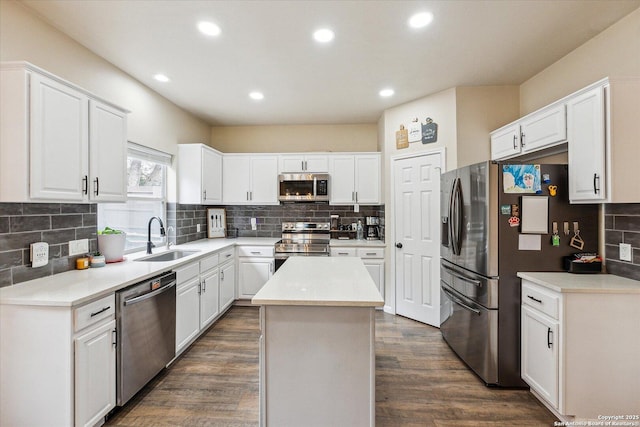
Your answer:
(75, 318), (117, 427)
(219, 259), (236, 311)
(200, 268), (220, 328)
(237, 245), (274, 299)
(521, 305), (558, 408)
(520, 279), (640, 420)
(330, 245), (385, 299)
(175, 248), (236, 355)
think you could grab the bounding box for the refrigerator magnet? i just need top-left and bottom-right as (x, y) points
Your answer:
(548, 185), (558, 196)
(508, 216), (520, 227)
(500, 205), (511, 215)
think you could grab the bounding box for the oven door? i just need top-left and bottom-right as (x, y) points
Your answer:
(440, 283), (498, 385)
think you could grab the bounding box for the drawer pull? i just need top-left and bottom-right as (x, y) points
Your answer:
(251, 251), (261, 255)
(365, 252), (377, 256)
(527, 295), (542, 304)
(338, 252), (349, 255)
(90, 306), (111, 317)
(225, 253), (232, 258)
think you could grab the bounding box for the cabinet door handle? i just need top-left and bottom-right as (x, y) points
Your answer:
(547, 327), (553, 349)
(593, 173), (600, 194)
(352, 191), (355, 202)
(90, 306), (111, 317)
(93, 177), (99, 196)
(82, 175), (88, 195)
(355, 191), (358, 203)
(513, 135), (517, 150)
(304, 160), (307, 170)
(221, 271), (224, 281)
(198, 282), (202, 294)
(520, 132), (525, 147)
(203, 190), (207, 200)
(527, 295), (542, 304)
(112, 329), (117, 347)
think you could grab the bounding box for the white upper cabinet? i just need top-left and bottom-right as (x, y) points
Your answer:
(519, 104), (566, 153)
(178, 144), (223, 204)
(329, 153), (381, 205)
(89, 100), (128, 202)
(0, 62), (128, 203)
(490, 124), (521, 160)
(223, 154), (278, 205)
(278, 154), (329, 173)
(567, 86), (606, 202)
(490, 104), (566, 161)
(568, 78), (640, 203)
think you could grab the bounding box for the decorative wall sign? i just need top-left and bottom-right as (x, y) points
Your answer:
(207, 208), (226, 238)
(395, 125), (409, 149)
(408, 118), (421, 142)
(421, 118), (438, 144)
(502, 164), (541, 194)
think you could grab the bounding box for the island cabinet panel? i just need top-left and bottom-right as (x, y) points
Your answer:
(260, 306), (375, 427)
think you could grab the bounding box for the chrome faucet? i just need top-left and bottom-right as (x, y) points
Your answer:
(147, 217), (166, 254)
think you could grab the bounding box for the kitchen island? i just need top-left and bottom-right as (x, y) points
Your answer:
(252, 256), (384, 427)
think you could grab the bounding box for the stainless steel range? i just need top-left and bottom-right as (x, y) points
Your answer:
(274, 221), (330, 271)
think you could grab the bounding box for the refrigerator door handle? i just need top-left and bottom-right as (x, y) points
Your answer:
(442, 263), (481, 287)
(447, 178), (456, 251)
(451, 177), (463, 256)
(443, 287), (481, 316)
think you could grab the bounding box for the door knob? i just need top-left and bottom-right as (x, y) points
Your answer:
(396, 242), (403, 248)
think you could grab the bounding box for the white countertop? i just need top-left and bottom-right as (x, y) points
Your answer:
(517, 272), (640, 294)
(0, 237), (279, 307)
(252, 257), (384, 307)
(329, 239), (386, 247)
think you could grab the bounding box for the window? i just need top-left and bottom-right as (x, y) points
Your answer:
(98, 143), (172, 253)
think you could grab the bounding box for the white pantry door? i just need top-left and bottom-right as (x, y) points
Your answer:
(394, 153), (441, 327)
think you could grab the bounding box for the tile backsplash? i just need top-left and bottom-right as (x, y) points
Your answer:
(0, 203), (97, 287)
(1, 201), (384, 287)
(604, 203), (640, 280)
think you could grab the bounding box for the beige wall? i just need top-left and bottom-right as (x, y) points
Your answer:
(210, 124), (377, 153)
(0, 0), (211, 157)
(455, 86), (520, 168)
(520, 7), (640, 115)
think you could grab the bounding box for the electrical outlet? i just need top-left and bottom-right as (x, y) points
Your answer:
(30, 242), (49, 268)
(251, 217), (257, 231)
(197, 223), (201, 233)
(619, 243), (632, 262)
(69, 238), (89, 256)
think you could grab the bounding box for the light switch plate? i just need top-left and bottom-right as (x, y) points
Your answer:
(619, 243), (632, 262)
(30, 242), (49, 268)
(69, 238), (88, 256)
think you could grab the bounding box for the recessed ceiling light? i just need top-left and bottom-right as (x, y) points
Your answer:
(408, 12), (434, 29)
(313, 28), (335, 43)
(379, 88), (395, 98)
(249, 91), (264, 100)
(198, 21), (221, 37)
(153, 74), (170, 83)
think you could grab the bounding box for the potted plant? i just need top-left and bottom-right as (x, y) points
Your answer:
(97, 227), (126, 263)
(89, 251), (106, 268)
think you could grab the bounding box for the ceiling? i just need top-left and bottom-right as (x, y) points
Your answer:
(20, 0), (640, 126)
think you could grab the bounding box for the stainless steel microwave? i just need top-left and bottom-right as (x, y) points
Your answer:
(278, 173), (329, 202)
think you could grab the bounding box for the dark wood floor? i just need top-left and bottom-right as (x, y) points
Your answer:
(106, 306), (557, 426)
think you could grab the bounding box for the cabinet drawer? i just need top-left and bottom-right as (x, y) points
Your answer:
(522, 282), (560, 320)
(356, 248), (384, 259)
(237, 246), (274, 257)
(74, 294), (115, 332)
(218, 247), (235, 263)
(175, 262), (199, 284)
(330, 247), (356, 257)
(200, 253), (219, 273)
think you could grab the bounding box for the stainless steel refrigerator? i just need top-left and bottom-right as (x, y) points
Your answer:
(439, 161), (598, 387)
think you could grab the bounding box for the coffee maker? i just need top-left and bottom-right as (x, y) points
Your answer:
(365, 216), (380, 240)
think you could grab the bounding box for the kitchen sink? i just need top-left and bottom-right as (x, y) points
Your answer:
(134, 249), (200, 262)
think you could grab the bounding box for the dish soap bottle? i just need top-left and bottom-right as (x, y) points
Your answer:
(356, 220), (364, 240)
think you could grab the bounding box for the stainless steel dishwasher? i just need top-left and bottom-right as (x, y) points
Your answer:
(116, 271), (176, 406)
